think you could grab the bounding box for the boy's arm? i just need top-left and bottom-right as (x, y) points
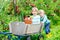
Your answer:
(41, 15), (47, 23)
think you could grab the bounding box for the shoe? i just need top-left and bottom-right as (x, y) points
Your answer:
(46, 33), (52, 38)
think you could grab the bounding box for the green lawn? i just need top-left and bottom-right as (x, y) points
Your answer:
(45, 25), (60, 40)
(0, 0), (60, 40)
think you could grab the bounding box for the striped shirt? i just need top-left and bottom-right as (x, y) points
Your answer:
(40, 15), (50, 24)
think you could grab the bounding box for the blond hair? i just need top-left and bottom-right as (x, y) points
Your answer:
(32, 7), (38, 12)
(38, 9), (45, 14)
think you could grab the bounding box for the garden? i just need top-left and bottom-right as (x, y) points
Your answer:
(0, 0), (60, 40)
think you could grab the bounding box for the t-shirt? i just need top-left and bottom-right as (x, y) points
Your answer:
(40, 15), (50, 24)
(31, 15), (40, 24)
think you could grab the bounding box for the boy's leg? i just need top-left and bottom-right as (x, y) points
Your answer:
(45, 23), (52, 38)
(45, 23), (50, 34)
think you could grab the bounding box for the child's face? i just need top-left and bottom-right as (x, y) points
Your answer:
(32, 10), (37, 16)
(38, 10), (45, 17)
(32, 8), (38, 16)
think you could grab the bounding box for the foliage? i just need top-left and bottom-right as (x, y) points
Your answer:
(0, 0), (60, 40)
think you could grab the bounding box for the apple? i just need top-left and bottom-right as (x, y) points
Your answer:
(30, 4), (35, 7)
(16, 6), (19, 10)
(53, 0), (57, 2)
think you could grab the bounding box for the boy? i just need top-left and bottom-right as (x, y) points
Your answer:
(38, 10), (52, 38)
(31, 7), (40, 24)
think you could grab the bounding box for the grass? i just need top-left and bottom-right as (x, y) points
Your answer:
(45, 25), (60, 40)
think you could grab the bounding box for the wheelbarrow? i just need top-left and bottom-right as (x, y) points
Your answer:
(9, 22), (44, 40)
(0, 21), (44, 40)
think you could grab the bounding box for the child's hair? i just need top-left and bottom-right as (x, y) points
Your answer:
(32, 7), (38, 12)
(38, 9), (45, 14)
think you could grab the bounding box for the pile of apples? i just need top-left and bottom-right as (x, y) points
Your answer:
(24, 16), (32, 24)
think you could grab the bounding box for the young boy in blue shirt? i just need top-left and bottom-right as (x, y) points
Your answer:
(38, 10), (52, 38)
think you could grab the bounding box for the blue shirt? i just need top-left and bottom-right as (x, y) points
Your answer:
(40, 15), (50, 24)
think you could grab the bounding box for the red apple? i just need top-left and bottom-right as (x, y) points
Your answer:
(16, 6), (19, 10)
(30, 4), (35, 7)
(53, 0), (57, 2)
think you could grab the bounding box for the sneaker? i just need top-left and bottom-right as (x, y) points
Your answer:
(46, 33), (52, 38)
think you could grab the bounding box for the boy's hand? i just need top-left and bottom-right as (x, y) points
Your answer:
(40, 22), (43, 26)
